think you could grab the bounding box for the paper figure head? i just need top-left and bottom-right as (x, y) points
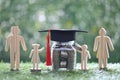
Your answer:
(32, 44), (40, 49)
(11, 26), (20, 35)
(82, 44), (88, 50)
(99, 28), (106, 36)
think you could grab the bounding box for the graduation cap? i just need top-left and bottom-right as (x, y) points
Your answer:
(39, 29), (88, 42)
(39, 29), (88, 66)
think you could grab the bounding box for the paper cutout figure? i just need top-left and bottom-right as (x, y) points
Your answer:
(93, 28), (114, 70)
(29, 44), (44, 71)
(5, 26), (27, 71)
(81, 45), (91, 70)
(78, 44), (91, 70)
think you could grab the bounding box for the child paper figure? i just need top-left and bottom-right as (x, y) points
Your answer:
(93, 28), (114, 70)
(80, 44), (91, 70)
(29, 44), (44, 70)
(5, 26), (27, 71)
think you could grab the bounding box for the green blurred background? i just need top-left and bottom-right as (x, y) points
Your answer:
(0, 0), (120, 63)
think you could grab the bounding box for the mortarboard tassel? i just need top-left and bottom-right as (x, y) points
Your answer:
(46, 30), (52, 66)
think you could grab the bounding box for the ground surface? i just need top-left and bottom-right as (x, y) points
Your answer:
(0, 62), (120, 80)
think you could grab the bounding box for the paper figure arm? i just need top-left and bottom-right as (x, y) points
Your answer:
(106, 37), (114, 51)
(20, 36), (27, 51)
(38, 47), (45, 53)
(5, 37), (10, 52)
(93, 37), (99, 52)
(77, 50), (82, 53)
(29, 50), (33, 58)
(87, 51), (91, 59)
(73, 43), (82, 53)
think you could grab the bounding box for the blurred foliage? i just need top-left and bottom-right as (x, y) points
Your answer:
(0, 0), (120, 62)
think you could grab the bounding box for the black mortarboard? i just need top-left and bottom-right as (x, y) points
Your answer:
(39, 29), (88, 42)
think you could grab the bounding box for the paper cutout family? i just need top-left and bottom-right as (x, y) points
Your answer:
(29, 44), (44, 71)
(5, 26), (27, 71)
(93, 28), (114, 70)
(5, 26), (114, 71)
